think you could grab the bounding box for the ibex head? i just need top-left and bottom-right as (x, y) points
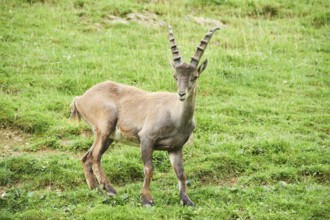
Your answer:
(168, 25), (220, 101)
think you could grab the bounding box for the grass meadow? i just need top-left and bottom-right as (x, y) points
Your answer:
(0, 0), (329, 219)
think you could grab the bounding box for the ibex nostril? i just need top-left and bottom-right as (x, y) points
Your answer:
(179, 92), (186, 97)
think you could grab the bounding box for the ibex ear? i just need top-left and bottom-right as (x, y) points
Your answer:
(198, 59), (208, 74)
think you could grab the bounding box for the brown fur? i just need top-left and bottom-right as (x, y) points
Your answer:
(70, 26), (219, 206)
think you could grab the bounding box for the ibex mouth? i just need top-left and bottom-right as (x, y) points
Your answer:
(179, 96), (186, 102)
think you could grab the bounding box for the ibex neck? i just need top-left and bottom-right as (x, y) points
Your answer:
(178, 84), (197, 123)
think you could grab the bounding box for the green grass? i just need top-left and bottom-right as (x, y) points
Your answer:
(0, 0), (329, 219)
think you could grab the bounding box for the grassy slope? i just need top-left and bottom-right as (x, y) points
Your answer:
(0, 0), (329, 219)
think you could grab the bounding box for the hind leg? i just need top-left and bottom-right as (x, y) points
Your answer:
(91, 132), (117, 196)
(81, 134), (114, 191)
(81, 146), (98, 190)
(79, 102), (118, 195)
(81, 130), (117, 195)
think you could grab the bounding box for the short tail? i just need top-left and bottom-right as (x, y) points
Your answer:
(70, 97), (81, 123)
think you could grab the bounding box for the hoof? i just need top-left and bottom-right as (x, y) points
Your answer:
(106, 191), (117, 197)
(144, 203), (154, 208)
(181, 199), (195, 207)
(142, 197), (154, 207)
(141, 192), (154, 207)
(143, 201), (154, 207)
(105, 186), (117, 197)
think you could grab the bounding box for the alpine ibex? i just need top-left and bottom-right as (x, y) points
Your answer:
(70, 25), (219, 206)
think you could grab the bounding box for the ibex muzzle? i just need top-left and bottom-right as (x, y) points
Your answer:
(70, 25), (219, 207)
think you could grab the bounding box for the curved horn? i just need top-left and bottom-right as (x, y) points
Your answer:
(190, 27), (220, 68)
(168, 25), (182, 65)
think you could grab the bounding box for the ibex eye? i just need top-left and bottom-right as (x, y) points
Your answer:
(173, 75), (178, 80)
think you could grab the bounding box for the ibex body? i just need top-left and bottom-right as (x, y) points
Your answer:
(70, 26), (219, 206)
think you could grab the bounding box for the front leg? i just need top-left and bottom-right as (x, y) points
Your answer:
(140, 138), (154, 206)
(168, 148), (195, 206)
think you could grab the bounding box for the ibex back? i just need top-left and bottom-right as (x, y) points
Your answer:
(70, 25), (219, 206)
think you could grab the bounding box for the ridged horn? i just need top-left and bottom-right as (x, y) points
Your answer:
(190, 27), (220, 68)
(168, 25), (182, 65)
